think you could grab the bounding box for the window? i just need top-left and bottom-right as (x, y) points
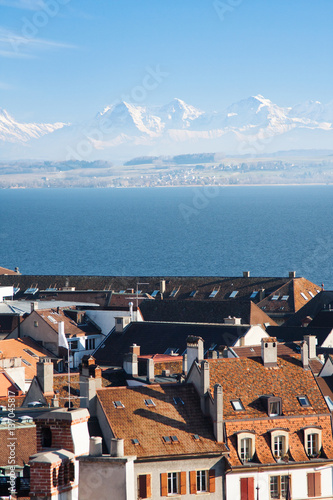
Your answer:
(240, 477), (255, 500)
(237, 432), (255, 463)
(173, 397), (184, 405)
(298, 395), (310, 407)
(269, 401), (281, 416)
(229, 290), (238, 298)
(196, 470), (207, 492)
(209, 289), (219, 298)
(189, 290), (197, 297)
(138, 474), (151, 499)
(69, 340), (78, 350)
(41, 426), (52, 448)
(132, 438), (140, 445)
(144, 399), (155, 407)
(307, 472), (321, 497)
(160, 472), (186, 496)
(270, 475), (290, 499)
(271, 430), (289, 460)
(113, 401), (124, 408)
(231, 399), (244, 411)
(52, 468), (57, 487)
(260, 395), (282, 417)
(69, 461), (75, 482)
(86, 338), (95, 350)
(189, 470), (216, 495)
(34, 321), (38, 327)
(240, 438), (252, 461)
(303, 428), (322, 458)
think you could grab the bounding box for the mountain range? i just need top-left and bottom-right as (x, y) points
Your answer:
(1, 95), (333, 162)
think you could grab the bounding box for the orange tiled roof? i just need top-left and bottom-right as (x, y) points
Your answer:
(208, 355), (328, 419)
(0, 426), (36, 466)
(36, 309), (99, 338)
(97, 383), (227, 459)
(0, 337), (55, 380)
(258, 278), (320, 314)
(0, 266), (18, 275)
(0, 372), (20, 397)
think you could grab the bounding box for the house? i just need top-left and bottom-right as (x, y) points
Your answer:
(186, 336), (333, 499)
(8, 306), (102, 368)
(93, 320), (269, 367)
(282, 290), (333, 327)
(78, 383), (228, 499)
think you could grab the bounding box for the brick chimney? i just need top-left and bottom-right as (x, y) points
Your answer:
(187, 336), (204, 371)
(261, 337), (277, 367)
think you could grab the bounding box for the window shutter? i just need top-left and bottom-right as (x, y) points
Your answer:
(209, 469), (216, 493)
(308, 473), (315, 497)
(146, 474), (152, 498)
(161, 473), (167, 497)
(180, 471), (186, 495)
(314, 472), (321, 497)
(240, 477), (254, 500)
(190, 471), (196, 494)
(138, 475), (147, 498)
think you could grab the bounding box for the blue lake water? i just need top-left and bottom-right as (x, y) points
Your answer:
(0, 185), (332, 288)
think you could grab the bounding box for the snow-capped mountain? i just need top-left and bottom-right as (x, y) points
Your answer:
(1, 95), (332, 161)
(0, 108), (66, 144)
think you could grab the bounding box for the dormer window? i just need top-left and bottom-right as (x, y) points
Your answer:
(261, 395), (282, 417)
(303, 427), (322, 458)
(237, 432), (255, 463)
(270, 430), (289, 461)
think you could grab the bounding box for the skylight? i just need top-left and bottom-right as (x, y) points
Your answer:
(250, 291), (258, 299)
(229, 291), (238, 298)
(47, 315), (58, 324)
(170, 287), (179, 297)
(113, 401), (124, 409)
(300, 292), (308, 300)
(164, 347), (179, 355)
(24, 288), (38, 295)
(13, 287), (20, 295)
(132, 438), (140, 445)
(119, 290), (126, 294)
(231, 399), (244, 411)
(163, 436), (171, 443)
(173, 397), (184, 405)
(144, 399), (155, 407)
(193, 434), (200, 441)
(22, 359), (31, 366)
(308, 291), (314, 298)
(171, 435), (179, 443)
(271, 295), (279, 301)
(23, 349), (39, 358)
(325, 396), (333, 411)
(209, 290), (219, 298)
(189, 290), (197, 297)
(45, 287), (57, 292)
(281, 295), (289, 301)
(151, 290), (159, 297)
(298, 396), (310, 407)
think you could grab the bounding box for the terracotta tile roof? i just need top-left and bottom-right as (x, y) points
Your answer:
(0, 338), (55, 379)
(0, 266), (18, 276)
(208, 355), (328, 419)
(0, 372), (21, 397)
(52, 373), (81, 408)
(232, 342), (301, 358)
(97, 384), (227, 459)
(36, 309), (100, 338)
(139, 299), (276, 327)
(0, 426), (36, 466)
(93, 321), (255, 367)
(257, 278), (321, 315)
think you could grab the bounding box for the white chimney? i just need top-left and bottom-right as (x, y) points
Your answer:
(261, 337), (277, 367)
(160, 279), (166, 294)
(129, 302), (133, 321)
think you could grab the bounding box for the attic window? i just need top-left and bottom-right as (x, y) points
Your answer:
(189, 290), (197, 297)
(132, 438), (140, 445)
(250, 291), (258, 299)
(113, 401), (124, 409)
(231, 399), (244, 411)
(281, 295), (289, 301)
(144, 399), (155, 407)
(261, 395), (282, 417)
(298, 395), (310, 407)
(229, 291), (238, 298)
(171, 435), (179, 443)
(300, 292), (308, 300)
(173, 397), (184, 405)
(163, 436), (171, 444)
(271, 295), (279, 301)
(209, 290), (219, 298)
(151, 290), (159, 297)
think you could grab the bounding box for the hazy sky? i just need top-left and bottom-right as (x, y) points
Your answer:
(1, 0), (332, 123)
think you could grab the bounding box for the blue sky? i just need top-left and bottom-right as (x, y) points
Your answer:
(0, 0), (332, 123)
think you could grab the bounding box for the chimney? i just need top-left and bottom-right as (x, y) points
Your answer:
(129, 302), (133, 321)
(123, 351), (138, 377)
(301, 340), (309, 369)
(115, 316), (131, 333)
(243, 271), (250, 278)
(130, 344), (140, 356)
(289, 271), (296, 278)
(261, 337), (277, 367)
(15, 267), (19, 274)
(304, 335), (317, 359)
(258, 289), (266, 301)
(187, 336), (204, 370)
(200, 361), (210, 413)
(110, 438), (124, 457)
(223, 316), (241, 325)
(90, 436), (102, 457)
(79, 356), (102, 416)
(213, 384), (223, 442)
(147, 358), (154, 382)
(31, 301), (38, 312)
(36, 358), (54, 394)
(182, 353), (188, 376)
(160, 279), (166, 294)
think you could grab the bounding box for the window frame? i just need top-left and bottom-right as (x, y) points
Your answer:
(270, 429), (289, 461)
(196, 470), (208, 493)
(269, 474), (290, 500)
(237, 432), (255, 463)
(303, 428), (322, 458)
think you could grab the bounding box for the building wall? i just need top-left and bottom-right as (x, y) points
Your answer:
(86, 309), (143, 335)
(134, 456), (224, 499)
(226, 465), (333, 500)
(234, 325), (268, 347)
(321, 329), (333, 348)
(79, 459), (135, 500)
(9, 311), (58, 354)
